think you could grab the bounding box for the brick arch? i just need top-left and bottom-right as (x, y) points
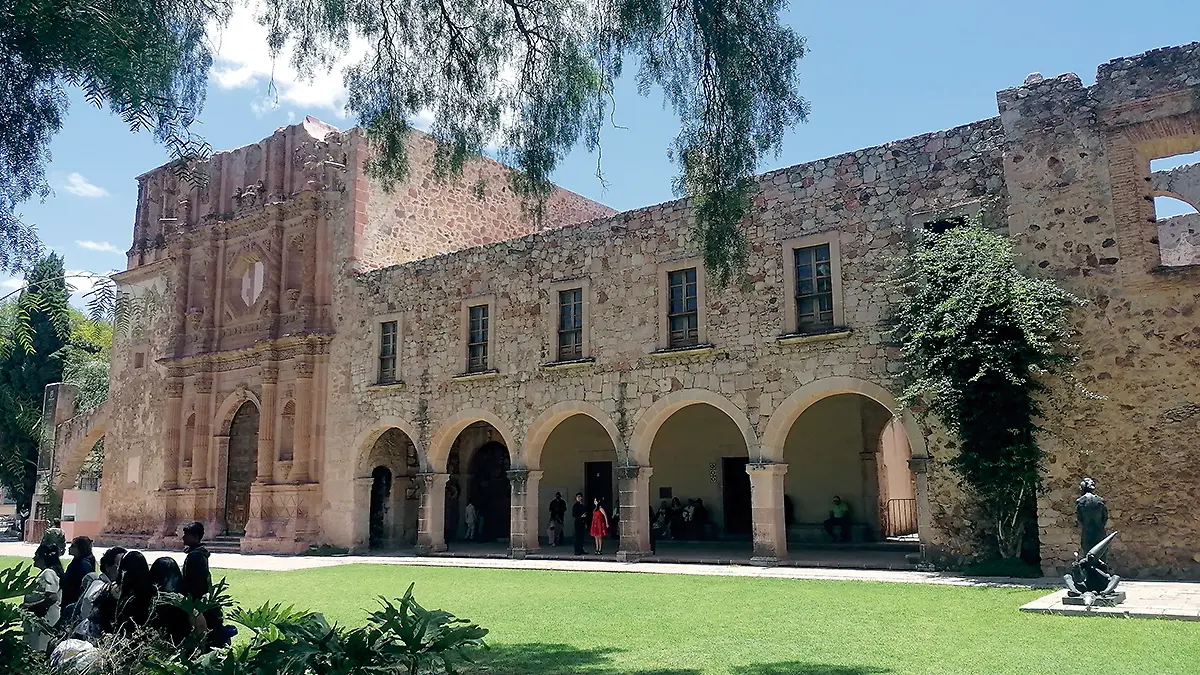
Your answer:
(522, 401), (626, 470)
(760, 376), (927, 463)
(352, 417), (425, 479)
(427, 409), (517, 473)
(629, 389), (758, 465)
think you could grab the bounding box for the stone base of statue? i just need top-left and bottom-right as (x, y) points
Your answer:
(1063, 591), (1126, 607)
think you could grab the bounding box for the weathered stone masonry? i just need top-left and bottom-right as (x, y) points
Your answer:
(43, 44), (1200, 578)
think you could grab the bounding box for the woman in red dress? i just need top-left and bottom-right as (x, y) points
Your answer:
(589, 498), (610, 555)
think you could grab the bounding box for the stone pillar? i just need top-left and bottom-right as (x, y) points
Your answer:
(525, 470), (542, 554)
(747, 462), (789, 565)
(909, 456), (932, 549)
(507, 469), (531, 558)
(616, 465), (653, 561)
(288, 360), (313, 483)
(416, 472), (449, 554)
(256, 365), (278, 483)
(860, 451), (881, 542)
(189, 374), (213, 489)
(162, 378), (184, 490)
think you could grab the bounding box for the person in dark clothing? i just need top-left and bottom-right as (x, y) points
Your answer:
(693, 499), (710, 540)
(150, 557), (194, 645)
(61, 536), (96, 610)
(182, 521), (230, 648)
(97, 551), (156, 636)
(649, 506), (657, 554)
(549, 492), (567, 546)
(571, 493), (588, 555)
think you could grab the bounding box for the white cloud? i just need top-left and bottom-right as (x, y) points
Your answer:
(76, 240), (123, 255)
(64, 269), (116, 297)
(0, 278), (23, 292)
(208, 9), (367, 117)
(63, 173), (108, 198)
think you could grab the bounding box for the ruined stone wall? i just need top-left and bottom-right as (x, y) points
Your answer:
(101, 265), (175, 535)
(1000, 43), (1200, 578)
(352, 132), (614, 272)
(320, 119), (1007, 552)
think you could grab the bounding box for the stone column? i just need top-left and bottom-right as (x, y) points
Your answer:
(162, 378), (184, 490)
(507, 469), (531, 558)
(189, 374), (213, 489)
(288, 360), (313, 483)
(909, 456), (932, 551)
(525, 470), (542, 554)
(747, 462), (789, 565)
(860, 451), (881, 542)
(256, 365), (278, 483)
(416, 472), (449, 554)
(616, 465), (653, 561)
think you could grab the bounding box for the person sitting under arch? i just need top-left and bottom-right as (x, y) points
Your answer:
(823, 495), (852, 543)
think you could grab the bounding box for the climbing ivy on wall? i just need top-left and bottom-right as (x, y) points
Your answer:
(891, 218), (1083, 560)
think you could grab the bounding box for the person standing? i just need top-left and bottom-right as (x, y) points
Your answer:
(590, 498), (610, 555)
(549, 492), (567, 546)
(41, 519), (66, 556)
(571, 493), (588, 555)
(464, 500), (478, 541)
(182, 521), (230, 648)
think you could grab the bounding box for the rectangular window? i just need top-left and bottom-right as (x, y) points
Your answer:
(667, 268), (699, 348)
(557, 288), (584, 361)
(378, 320), (398, 383)
(794, 244), (834, 332)
(467, 304), (490, 372)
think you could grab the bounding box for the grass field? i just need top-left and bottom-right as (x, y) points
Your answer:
(3, 555), (1198, 675)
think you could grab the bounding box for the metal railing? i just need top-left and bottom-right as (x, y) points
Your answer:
(882, 498), (918, 538)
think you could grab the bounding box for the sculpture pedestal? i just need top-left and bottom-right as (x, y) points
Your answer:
(1063, 591), (1126, 607)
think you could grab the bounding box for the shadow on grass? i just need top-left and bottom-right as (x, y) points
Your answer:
(475, 643), (892, 675)
(476, 642), (699, 674)
(733, 663), (893, 675)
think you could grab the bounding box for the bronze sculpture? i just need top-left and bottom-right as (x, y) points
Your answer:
(1063, 531), (1123, 607)
(1074, 477), (1108, 555)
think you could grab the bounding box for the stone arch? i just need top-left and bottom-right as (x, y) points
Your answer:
(428, 409), (517, 473)
(213, 388), (262, 437)
(55, 413), (109, 493)
(629, 389), (758, 465)
(352, 417), (426, 478)
(762, 377), (926, 463)
(523, 401), (625, 470)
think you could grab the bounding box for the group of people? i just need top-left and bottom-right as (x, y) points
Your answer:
(21, 521), (234, 660)
(652, 497), (711, 542)
(547, 492), (612, 555)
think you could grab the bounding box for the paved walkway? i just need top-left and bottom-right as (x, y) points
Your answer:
(1020, 583), (1200, 621)
(0, 540), (1045, 587)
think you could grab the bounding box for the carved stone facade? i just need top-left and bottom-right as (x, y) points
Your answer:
(57, 45), (1200, 578)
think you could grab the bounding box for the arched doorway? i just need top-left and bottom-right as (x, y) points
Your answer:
(536, 413), (619, 545)
(444, 422), (511, 544)
(362, 427), (420, 549)
(647, 402), (750, 546)
(468, 442), (510, 542)
(780, 393), (893, 543)
(369, 466), (393, 550)
(225, 401), (259, 535)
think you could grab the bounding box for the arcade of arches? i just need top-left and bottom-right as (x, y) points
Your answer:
(360, 382), (926, 562)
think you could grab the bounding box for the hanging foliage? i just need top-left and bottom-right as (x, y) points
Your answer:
(891, 219), (1084, 560)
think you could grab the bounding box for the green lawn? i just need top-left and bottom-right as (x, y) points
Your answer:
(4, 556), (1198, 675)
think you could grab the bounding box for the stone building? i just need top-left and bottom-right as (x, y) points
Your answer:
(39, 43), (1200, 578)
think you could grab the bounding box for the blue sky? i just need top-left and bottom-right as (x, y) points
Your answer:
(11, 0), (1200, 300)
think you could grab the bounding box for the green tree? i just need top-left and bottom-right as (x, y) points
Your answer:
(59, 309), (114, 412)
(1, 0), (219, 274)
(891, 221), (1082, 561)
(4, 0), (807, 291)
(0, 254), (71, 515)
